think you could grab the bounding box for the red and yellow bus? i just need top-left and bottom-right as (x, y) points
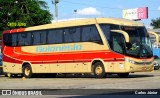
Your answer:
(2, 18), (154, 78)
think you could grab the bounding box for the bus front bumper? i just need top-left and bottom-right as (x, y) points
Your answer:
(125, 61), (154, 72)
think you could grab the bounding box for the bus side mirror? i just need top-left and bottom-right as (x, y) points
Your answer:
(110, 30), (129, 43)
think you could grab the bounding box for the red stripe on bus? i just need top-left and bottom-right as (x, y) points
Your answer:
(3, 56), (22, 64)
(3, 52), (124, 61)
(2, 28), (25, 34)
(2, 30), (11, 34)
(3, 55), (124, 64)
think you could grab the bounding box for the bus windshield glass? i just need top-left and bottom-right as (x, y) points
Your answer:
(121, 26), (153, 58)
(100, 24), (153, 58)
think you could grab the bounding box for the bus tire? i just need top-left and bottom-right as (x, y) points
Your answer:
(92, 62), (105, 78)
(4, 73), (9, 77)
(22, 64), (33, 78)
(117, 73), (129, 78)
(5, 74), (8, 77)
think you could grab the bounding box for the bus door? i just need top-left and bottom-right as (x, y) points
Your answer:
(109, 32), (126, 72)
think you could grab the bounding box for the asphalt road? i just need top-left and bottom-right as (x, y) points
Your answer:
(0, 70), (160, 98)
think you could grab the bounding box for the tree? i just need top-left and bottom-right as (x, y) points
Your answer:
(0, 0), (53, 37)
(150, 17), (160, 29)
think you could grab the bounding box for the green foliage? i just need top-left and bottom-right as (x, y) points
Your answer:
(150, 17), (160, 29)
(0, 0), (53, 37)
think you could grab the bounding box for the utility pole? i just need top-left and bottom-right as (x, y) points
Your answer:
(52, 0), (59, 22)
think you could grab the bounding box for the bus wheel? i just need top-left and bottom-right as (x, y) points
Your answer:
(4, 73), (10, 77)
(5, 74), (8, 77)
(22, 64), (33, 78)
(92, 62), (105, 78)
(117, 73), (129, 78)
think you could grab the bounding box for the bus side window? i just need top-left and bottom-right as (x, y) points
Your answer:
(72, 27), (81, 42)
(82, 25), (102, 44)
(69, 27), (76, 42)
(48, 29), (56, 44)
(17, 33), (31, 46)
(82, 26), (91, 42)
(33, 31), (47, 45)
(100, 24), (110, 42)
(3, 34), (12, 46)
(56, 29), (63, 43)
(89, 25), (101, 42)
(47, 29), (63, 44)
(12, 34), (17, 46)
(68, 27), (81, 43)
(24, 33), (31, 46)
(64, 28), (73, 43)
(64, 27), (81, 43)
(17, 33), (25, 46)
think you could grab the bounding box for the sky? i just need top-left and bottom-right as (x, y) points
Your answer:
(45, 0), (160, 28)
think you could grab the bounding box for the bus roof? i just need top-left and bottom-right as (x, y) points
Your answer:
(26, 18), (144, 31)
(3, 17), (144, 33)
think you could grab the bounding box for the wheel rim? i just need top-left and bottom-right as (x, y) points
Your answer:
(25, 67), (30, 76)
(95, 65), (103, 75)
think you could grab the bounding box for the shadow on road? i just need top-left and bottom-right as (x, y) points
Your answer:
(55, 89), (160, 98)
(0, 73), (154, 79)
(59, 95), (159, 98)
(32, 89), (159, 98)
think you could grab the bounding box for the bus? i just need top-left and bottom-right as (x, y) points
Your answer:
(2, 18), (154, 78)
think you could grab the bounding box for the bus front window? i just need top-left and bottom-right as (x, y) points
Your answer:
(121, 26), (153, 58)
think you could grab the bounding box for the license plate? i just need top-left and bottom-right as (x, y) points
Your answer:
(142, 67), (147, 70)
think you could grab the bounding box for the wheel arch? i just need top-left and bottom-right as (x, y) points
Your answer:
(22, 62), (34, 72)
(91, 59), (106, 71)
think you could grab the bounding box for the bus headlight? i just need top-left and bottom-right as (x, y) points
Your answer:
(125, 58), (135, 64)
(130, 60), (135, 64)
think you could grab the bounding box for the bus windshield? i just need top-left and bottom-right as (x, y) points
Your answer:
(100, 24), (153, 58)
(121, 26), (153, 58)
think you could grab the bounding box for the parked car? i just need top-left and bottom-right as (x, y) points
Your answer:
(154, 55), (160, 70)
